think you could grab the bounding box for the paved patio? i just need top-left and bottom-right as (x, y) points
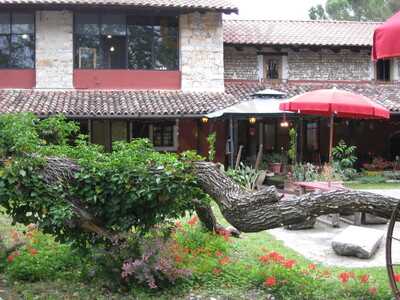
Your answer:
(268, 189), (400, 268)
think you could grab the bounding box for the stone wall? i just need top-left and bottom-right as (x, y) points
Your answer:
(180, 12), (224, 92)
(35, 11), (73, 89)
(287, 49), (371, 81)
(223, 46), (373, 81)
(224, 46), (258, 80)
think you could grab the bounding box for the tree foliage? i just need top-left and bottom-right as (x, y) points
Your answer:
(309, 0), (400, 21)
(0, 114), (206, 247)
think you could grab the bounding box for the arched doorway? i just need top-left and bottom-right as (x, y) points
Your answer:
(390, 131), (400, 159)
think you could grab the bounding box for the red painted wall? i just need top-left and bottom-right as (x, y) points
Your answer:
(74, 70), (181, 90)
(0, 70), (35, 88)
(178, 119), (198, 152)
(197, 120), (227, 164)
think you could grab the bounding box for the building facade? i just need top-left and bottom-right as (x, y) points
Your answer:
(0, 3), (400, 166)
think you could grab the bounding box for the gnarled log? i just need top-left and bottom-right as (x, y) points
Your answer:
(23, 157), (400, 238)
(194, 161), (399, 232)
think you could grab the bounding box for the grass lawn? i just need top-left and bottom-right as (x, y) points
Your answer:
(345, 182), (400, 190)
(0, 203), (396, 299)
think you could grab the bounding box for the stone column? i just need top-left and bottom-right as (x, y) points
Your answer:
(180, 12), (224, 92)
(257, 54), (264, 81)
(35, 11), (74, 89)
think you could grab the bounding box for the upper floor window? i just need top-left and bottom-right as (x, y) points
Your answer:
(0, 12), (35, 69)
(264, 55), (282, 80)
(74, 13), (179, 70)
(376, 59), (391, 81)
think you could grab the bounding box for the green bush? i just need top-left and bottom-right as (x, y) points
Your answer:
(358, 175), (387, 184)
(225, 163), (264, 190)
(5, 230), (82, 282)
(0, 113), (207, 247)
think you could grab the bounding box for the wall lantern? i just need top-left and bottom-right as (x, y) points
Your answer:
(280, 121), (289, 128)
(249, 117), (257, 124)
(280, 114), (289, 128)
(201, 117), (209, 124)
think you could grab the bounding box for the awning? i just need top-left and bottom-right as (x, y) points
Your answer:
(206, 98), (291, 118)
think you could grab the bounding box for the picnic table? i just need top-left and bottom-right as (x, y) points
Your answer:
(293, 181), (363, 227)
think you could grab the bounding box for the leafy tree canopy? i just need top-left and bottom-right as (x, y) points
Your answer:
(0, 113), (207, 248)
(309, 0), (400, 21)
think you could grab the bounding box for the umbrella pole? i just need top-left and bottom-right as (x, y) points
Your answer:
(328, 115), (334, 188)
(328, 114), (334, 164)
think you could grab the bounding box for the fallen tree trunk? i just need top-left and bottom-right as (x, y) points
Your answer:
(30, 158), (400, 237)
(194, 161), (399, 232)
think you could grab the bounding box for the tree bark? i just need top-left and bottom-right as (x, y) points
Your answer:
(194, 161), (399, 232)
(30, 158), (400, 237)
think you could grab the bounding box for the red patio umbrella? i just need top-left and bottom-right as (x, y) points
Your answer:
(279, 88), (390, 163)
(372, 11), (400, 60)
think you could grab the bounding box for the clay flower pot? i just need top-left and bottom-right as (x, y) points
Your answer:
(270, 163), (282, 174)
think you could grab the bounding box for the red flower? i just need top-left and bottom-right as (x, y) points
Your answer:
(259, 255), (270, 264)
(28, 248), (38, 256)
(283, 259), (296, 269)
(215, 250), (223, 257)
(7, 254), (14, 263)
(174, 255), (182, 263)
(264, 276), (277, 287)
(308, 263), (316, 270)
(218, 256), (230, 266)
(359, 274), (369, 283)
(212, 268), (222, 275)
(395, 274), (400, 282)
(269, 252), (284, 263)
(217, 229), (231, 241)
(339, 272), (350, 283)
(175, 221), (182, 228)
(188, 215), (198, 226)
(368, 287), (377, 296)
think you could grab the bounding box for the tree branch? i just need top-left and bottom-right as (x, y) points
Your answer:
(194, 161), (399, 232)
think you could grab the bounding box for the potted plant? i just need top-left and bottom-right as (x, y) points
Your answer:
(266, 152), (285, 174)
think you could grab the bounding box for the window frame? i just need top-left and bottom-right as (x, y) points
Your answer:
(376, 59), (391, 82)
(263, 53), (283, 81)
(0, 11), (35, 70)
(148, 120), (179, 152)
(73, 11), (180, 71)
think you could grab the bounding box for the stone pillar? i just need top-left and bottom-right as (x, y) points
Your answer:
(392, 58), (399, 81)
(180, 12), (224, 92)
(257, 54), (264, 81)
(35, 11), (73, 89)
(281, 55), (289, 81)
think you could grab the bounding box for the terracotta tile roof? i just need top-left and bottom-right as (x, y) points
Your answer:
(225, 81), (400, 113)
(0, 0), (238, 12)
(0, 89), (239, 118)
(223, 19), (379, 47)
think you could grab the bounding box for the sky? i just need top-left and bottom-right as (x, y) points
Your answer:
(225, 0), (326, 20)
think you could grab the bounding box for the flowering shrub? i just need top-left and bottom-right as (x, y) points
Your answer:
(121, 237), (191, 289)
(4, 226), (81, 281)
(258, 249), (383, 299)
